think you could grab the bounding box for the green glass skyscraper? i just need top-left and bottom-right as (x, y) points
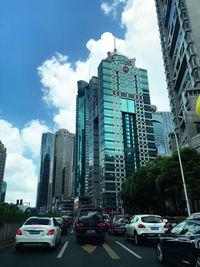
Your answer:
(96, 50), (156, 210)
(75, 49), (156, 210)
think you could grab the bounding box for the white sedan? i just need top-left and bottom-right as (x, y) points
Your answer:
(15, 216), (61, 252)
(125, 214), (170, 245)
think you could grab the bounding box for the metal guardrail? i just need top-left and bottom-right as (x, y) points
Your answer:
(0, 222), (22, 243)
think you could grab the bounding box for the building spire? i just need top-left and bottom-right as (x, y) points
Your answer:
(114, 38), (117, 52)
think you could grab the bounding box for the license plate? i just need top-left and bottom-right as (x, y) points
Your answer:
(29, 230), (40, 235)
(87, 230), (95, 233)
(151, 227), (159, 230)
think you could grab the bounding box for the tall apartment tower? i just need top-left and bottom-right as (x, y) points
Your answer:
(75, 50), (157, 210)
(152, 106), (173, 155)
(53, 129), (75, 201)
(75, 81), (89, 198)
(154, 0), (200, 148)
(0, 141), (7, 202)
(36, 133), (55, 211)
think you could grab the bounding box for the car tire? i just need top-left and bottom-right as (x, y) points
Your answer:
(99, 237), (105, 244)
(194, 254), (200, 267)
(134, 232), (141, 246)
(15, 245), (21, 253)
(156, 243), (165, 264)
(76, 236), (82, 244)
(125, 231), (129, 240)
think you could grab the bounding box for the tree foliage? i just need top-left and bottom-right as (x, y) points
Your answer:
(120, 147), (200, 216)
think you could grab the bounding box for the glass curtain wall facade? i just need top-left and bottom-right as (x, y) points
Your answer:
(75, 81), (89, 198)
(0, 141), (6, 202)
(53, 129), (75, 202)
(36, 133), (55, 211)
(0, 181), (7, 202)
(88, 77), (100, 207)
(155, 0), (200, 148)
(152, 107), (173, 155)
(97, 50), (156, 210)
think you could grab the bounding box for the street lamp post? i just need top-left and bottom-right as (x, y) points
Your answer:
(153, 120), (191, 216)
(173, 132), (191, 216)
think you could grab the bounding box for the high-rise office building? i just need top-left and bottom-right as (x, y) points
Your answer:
(155, 0), (200, 149)
(1, 181), (7, 202)
(75, 49), (157, 210)
(152, 106), (173, 155)
(53, 129), (75, 201)
(0, 141), (7, 202)
(36, 133), (55, 211)
(75, 81), (89, 197)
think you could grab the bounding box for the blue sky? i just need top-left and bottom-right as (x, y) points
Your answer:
(0, 0), (170, 206)
(0, 0), (124, 128)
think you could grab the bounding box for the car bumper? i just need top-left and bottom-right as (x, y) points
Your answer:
(76, 230), (105, 238)
(113, 228), (126, 233)
(15, 235), (56, 247)
(140, 233), (162, 240)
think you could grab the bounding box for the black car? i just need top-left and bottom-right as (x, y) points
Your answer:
(55, 217), (68, 235)
(109, 215), (129, 236)
(156, 219), (200, 266)
(75, 208), (105, 244)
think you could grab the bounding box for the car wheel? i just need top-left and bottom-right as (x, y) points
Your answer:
(99, 237), (105, 244)
(125, 231), (129, 240)
(194, 254), (200, 267)
(156, 243), (165, 264)
(134, 232), (141, 246)
(76, 236), (82, 244)
(15, 245), (21, 253)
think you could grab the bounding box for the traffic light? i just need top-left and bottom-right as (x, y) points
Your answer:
(20, 199), (23, 205)
(16, 199), (19, 205)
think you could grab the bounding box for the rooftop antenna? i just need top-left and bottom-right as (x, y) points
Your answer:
(114, 38), (117, 52)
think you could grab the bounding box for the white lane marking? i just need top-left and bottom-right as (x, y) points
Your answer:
(115, 241), (142, 259)
(70, 229), (73, 234)
(57, 241), (69, 258)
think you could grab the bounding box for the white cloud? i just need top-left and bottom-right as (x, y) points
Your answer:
(101, 0), (127, 18)
(0, 119), (49, 206)
(21, 120), (50, 158)
(38, 0), (169, 133)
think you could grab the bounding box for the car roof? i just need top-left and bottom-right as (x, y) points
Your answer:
(134, 214), (163, 217)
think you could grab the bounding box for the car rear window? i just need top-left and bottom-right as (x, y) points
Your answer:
(141, 216), (163, 223)
(78, 210), (103, 221)
(115, 217), (129, 223)
(25, 218), (51, 225)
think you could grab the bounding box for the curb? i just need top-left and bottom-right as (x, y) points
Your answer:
(0, 239), (14, 249)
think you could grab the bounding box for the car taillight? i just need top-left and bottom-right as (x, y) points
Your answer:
(47, 229), (55, 235)
(164, 223), (172, 228)
(98, 223), (106, 227)
(16, 229), (22, 235)
(138, 224), (145, 228)
(75, 222), (84, 228)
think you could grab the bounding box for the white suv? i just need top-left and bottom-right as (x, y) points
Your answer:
(125, 214), (169, 245)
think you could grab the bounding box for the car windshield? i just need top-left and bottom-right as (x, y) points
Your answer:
(141, 216), (163, 223)
(179, 221), (200, 235)
(24, 218), (51, 225)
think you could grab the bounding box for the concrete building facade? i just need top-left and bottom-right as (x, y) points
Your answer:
(155, 0), (200, 148)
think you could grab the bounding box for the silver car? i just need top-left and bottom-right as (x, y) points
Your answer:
(15, 216), (61, 252)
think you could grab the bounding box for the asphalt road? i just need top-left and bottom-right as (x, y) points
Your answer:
(0, 229), (173, 267)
